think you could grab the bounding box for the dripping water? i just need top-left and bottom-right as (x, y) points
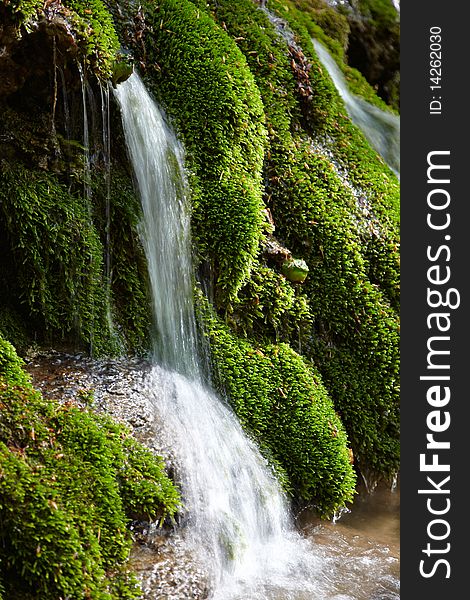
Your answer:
(78, 63), (92, 202)
(99, 82), (115, 337)
(58, 67), (71, 142)
(260, 6), (399, 178)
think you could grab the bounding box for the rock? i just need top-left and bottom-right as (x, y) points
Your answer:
(281, 258), (309, 283)
(112, 56), (134, 87)
(341, 0), (400, 107)
(262, 235), (292, 263)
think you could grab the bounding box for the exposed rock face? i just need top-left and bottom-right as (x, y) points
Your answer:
(0, 3), (83, 172)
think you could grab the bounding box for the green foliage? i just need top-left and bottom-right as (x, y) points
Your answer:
(186, 0), (399, 480)
(0, 337), (180, 599)
(266, 138), (400, 479)
(67, 0), (120, 77)
(229, 262), (312, 343)
(6, 0), (42, 23)
(0, 163), (150, 356)
(92, 171), (152, 355)
(0, 308), (28, 353)
(271, 0), (396, 112)
(354, 0), (399, 28)
(135, 0), (267, 300)
(0, 337), (29, 387)
(7, 0), (119, 79)
(285, 0), (350, 51)
(198, 296), (356, 517)
(0, 167), (118, 355)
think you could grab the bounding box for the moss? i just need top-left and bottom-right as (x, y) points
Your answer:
(285, 0), (351, 51)
(271, 0), (397, 113)
(0, 157), (152, 356)
(7, 0), (120, 79)
(67, 0), (120, 77)
(198, 295), (356, 516)
(228, 261), (312, 343)
(1, 0), (399, 513)
(92, 170), (152, 355)
(0, 167), (119, 355)
(183, 0), (399, 480)
(132, 0), (267, 301)
(0, 307), (29, 353)
(0, 336), (180, 599)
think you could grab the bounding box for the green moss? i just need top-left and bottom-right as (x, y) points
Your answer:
(0, 163), (152, 356)
(198, 295), (356, 517)
(8, 0), (119, 79)
(1, 0), (399, 514)
(133, 0), (267, 301)
(228, 262), (312, 343)
(0, 336), (180, 599)
(267, 139), (400, 479)
(67, 0), (120, 77)
(271, 0), (397, 113)
(0, 167), (118, 355)
(284, 0), (350, 51)
(92, 170), (152, 355)
(0, 307), (28, 353)
(183, 0), (399, 480)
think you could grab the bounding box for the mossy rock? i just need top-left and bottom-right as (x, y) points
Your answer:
(198, 295), (356, 517)
(281, 258), (309, 283)
(0, 336), (180, 598)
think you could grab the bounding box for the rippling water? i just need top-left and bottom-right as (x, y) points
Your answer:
(297, 482), (400, 599)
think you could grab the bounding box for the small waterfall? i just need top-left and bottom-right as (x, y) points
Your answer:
(312, 39), (400, 177)
(113, 72), (399, 599)
(114, 72), (309, 597)
(114, 75), (198, 376)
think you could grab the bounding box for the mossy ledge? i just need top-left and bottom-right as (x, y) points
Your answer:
(198, 294), (356, 516)
(0, 336), (180, 599)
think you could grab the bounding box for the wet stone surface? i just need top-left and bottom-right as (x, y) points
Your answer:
(23, 349), (211, 600)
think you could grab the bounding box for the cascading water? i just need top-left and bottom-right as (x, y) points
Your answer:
(312, 39), (400, 177)
(113, 72), (306, 598)
(113, 72), (399, 599)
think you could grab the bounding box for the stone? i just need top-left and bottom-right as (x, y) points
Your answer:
(281, 258), (309, 283)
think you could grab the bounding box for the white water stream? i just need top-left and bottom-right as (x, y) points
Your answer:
(113, 72), (399, 598)
(312, 39), (400, 177)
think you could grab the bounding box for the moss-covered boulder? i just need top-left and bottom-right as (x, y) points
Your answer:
(198, 297), (356, 517)
(0, 336), (180, 599)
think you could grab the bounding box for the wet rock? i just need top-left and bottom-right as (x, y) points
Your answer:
(130, 532), (211, 600)
(340, 1), (400, 107)
(0, 3), (79, 100)
(261, 234), (292, 263)
(23, 350), (211, 598)
(112, 56), (134, 87)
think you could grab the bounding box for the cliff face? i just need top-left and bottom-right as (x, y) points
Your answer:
(0, 0), (399, 594)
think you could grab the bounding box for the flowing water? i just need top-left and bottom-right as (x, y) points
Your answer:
(312, 39), (400, 177)
(113, 72), (400, 599)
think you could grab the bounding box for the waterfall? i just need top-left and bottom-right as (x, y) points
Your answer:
(113, 73), (399, 599)
(312, 39), (400, 177)
(113, 72), (309, 598)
